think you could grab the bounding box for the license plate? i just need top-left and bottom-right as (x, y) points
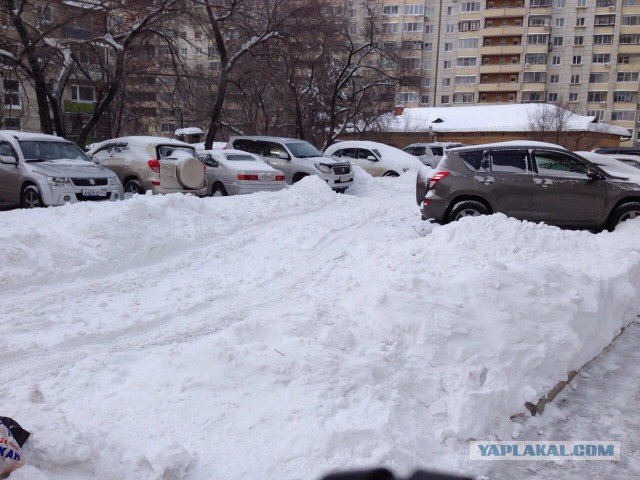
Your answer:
(161, 164), (174, 176)
(259, 173), (274, 180)
(340, 176), (352, 182)
(82, 189), (107, 197)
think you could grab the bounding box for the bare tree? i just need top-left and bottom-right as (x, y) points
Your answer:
(527, 100), (577, 145)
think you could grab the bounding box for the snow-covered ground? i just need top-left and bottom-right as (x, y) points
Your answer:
(1, 169), (639, 480)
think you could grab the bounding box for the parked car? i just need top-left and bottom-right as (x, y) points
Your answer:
(324, 140), (423, 177)
(593, 146), (640, 156)
(416, 141), (640, 230)
(576, 152), (640, 180)
(88, 136), (207, 197)
(0, 131), (123, 209)
(402, 142), (463, 167)
(589, 152), (640, 171)
(197, 149), (286, 196)
(227, 136), (354, 192)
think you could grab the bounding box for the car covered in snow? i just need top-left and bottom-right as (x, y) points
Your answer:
(417, 141), (640, 230)
(87, 136), (207, 197)
(0, 131), (123, 209)
(324, 140), (424, 177)
(402, 142), (464, 168)
(196, 149), (286, 196)
(590, 153), (640, 171)
(227, 136), (354, 192)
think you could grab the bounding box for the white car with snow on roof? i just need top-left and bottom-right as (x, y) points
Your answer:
(87, 136), (207, 197)
(197, 149), (286, 196)
(324, 140), (424, 177)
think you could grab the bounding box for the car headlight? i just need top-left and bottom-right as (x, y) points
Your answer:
(315, 164), (332, 174)
(47, 176), (71, 185)
(108, 176), (120, 186)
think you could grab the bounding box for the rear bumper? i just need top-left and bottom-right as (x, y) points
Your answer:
(151, 184), (208, 196)
(226, 182), (287, 195)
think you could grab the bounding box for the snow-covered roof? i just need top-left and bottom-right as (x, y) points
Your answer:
(0, 131), (69, 142)
(376, 104), (631, 137)
(175, 127), (204, 136)
(88, 136), (194, 152)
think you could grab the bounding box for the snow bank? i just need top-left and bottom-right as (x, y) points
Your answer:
(0, 173), (639, 479)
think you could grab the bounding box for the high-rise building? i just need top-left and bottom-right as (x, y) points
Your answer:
(353, 0), (640, 145)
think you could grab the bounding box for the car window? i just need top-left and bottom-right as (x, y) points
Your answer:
(157, 145), (196, 159)
(402, 147), (414, 155)
(412, 147), (426, 156)
(358, 149), (375, 160)
(224, 154), (256, 161)
(489, 150), (530, 173)
(265, 142), (287, 158)
(18, 140), (90, 162)
(233, 139), (257, 154)
(339, 148), (357, 159)
(0, 142), (17, 157)
(535, 151), (588, 176)
(198, 153), (219, 167)
(286, 141), (323, 158)
(458, 150), (484, 171)
(430, 146), (444, 156)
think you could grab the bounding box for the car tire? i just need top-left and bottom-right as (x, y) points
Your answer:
(211, 182), (228, 197)
(21, 185), (43, 209)
(383, 171), (399, 177)
(447, 200), (489, 223)
(608, 202), (640, 231)
(123, 179), (144, 197)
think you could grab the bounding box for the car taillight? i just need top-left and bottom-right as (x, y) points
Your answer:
(238, 174), (259, 181)
(148, 159), (160, 173)
(274, 175), (285, 181)
(428, 171), (449, 189)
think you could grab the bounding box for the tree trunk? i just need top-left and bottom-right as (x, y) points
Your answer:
(205, 69), (227, 149)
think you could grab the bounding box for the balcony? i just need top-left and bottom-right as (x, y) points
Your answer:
(480, 45), (524, 55)
(478, 83), (521, 92)
(483, 26), (525, 36)
(484, 7), (526, 18)
(64, 101), (95, 114)
(479, 64), (523, 73)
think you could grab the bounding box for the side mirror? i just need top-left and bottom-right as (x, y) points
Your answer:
(587, 167), (602, 180)
(366, 155), (378, 161)
(0, 155), (18, 165)
(278, 151), (290, 160)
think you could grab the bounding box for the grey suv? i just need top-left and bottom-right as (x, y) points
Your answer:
(0, 131), (123, 208)
(416, 141), (640, 230)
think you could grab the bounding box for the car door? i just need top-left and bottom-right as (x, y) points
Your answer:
(200, 153), (222, 192)
(90, 144), (115, 165)
(356, 148), (385, 176)
(473, 149), (538, 220)
(0, 141), (21, 205)
(262, 142), (293, 182)
(531, 149), (607, 227)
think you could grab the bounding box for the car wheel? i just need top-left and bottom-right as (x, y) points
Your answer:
(211, 182), (228, 197)
(21, 185), (43, 209)
(608, 202), (640, 231)
(383, 171), (399, 177)
(447, 200), (489, 223)
(123, 179), (144, 198)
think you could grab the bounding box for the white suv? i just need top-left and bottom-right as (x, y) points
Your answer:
(88, 136), (207, 197)
(403, 142), (463, 168)
(228, 136), (354, 192)
(0, 131), (122, 208)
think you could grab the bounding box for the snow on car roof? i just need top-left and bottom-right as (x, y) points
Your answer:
(452, 140), (567, 151)
(576, 151), (640, 177)
(175, 127), (204, 136)
(89, 136), (194, 151)
(0, 131), (72, 142)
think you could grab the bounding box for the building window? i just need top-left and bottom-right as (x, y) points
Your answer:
(550, 74), (559, 83)
(3, 117), (21, 130)
(445, 42), (453, 51)
(404, 4), (424, 15)
(622, 15), (640, 26)
(402, 57), (422, 70)
(611, 111), (636, 121)
(548, 93), (558, 102)
(576, 17), (585, 26)
(556, 0), (566, 6)
(525, 53), (547, 64)
(572, 55), (582, 65)
(455, 75), (476, 84)
(589, 73), (609, 83)
(574, 36), (584, 46)
(613, 91), (637, 102)
(420, 95), (431, 105)
(617, 72), (639, 82)
(458, 38), (479, 49)
(527, 34), (549, 45)
(403, 22), (423, 33)
(453, 92), (474, 104)
(383, 23), (398, 34)
(555, 18), (564, 27)
(456, 56), (477, 67)
(577, 0), (586, 6)
(592, 53), (611, 63)
(594, 15), (616, 26)
(3, 79), (20, 108)
(460, 2), (481, 12)
(71, 85), (95, 102)
(552, 56), (561, 65)
(459, 21), (480, 32)
(620, 34), (640, 45)
(443, 60), (452, 69)
(587, 110), (606, 121)
(398, 92), (419, 103)
(594, 34), (614, 45)
(569, 92), (579, 102)
(441, 95), (450, 104)
(382, 5), (399, 15)
(161, 122), (176, 133)
(442, 77), (451, 87)
(571, 74), (581, 84)
(553, 37), (563, 46)
(523, 72), (547, 82)
(587, 91), (607, 102)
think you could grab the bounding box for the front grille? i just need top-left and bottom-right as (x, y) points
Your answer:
(71, 178), (108, 187)
(75, 192), (112, 201)
(332, 164), (351, 175)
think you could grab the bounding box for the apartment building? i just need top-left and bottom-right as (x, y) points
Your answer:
(358, 0), (640, 145)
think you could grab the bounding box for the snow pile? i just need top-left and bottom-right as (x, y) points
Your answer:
(0, 172), (639, 479)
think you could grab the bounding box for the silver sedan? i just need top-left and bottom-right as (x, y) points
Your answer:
(197, 149), (286, 196)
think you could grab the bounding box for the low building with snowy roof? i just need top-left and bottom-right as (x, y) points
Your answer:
(345, 104), (631, 151)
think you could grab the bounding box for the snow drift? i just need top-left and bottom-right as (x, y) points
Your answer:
(0, 171), (639, 479)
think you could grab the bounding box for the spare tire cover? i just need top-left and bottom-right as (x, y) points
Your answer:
(172, 151), (204, 189)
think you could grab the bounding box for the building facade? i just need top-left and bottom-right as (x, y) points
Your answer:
(355, 0), (640, 145)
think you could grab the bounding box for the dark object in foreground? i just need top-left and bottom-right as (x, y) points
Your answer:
(0, 417), (29, 448)
(321, 468), (473, 480)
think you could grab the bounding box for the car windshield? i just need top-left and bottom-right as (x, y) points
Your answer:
(286, 141), (323, 158)
(225, 154), (255, 161)
(19, 140), (90, 162)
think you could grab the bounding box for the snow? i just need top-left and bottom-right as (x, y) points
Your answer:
(175, 128), (204, 136)
(377, 105), (631, 137)
(325, 140), (424, 171)
(0, 172), (639, 479)
(454, 140), (567, 151)
(88, 136), (194, 153)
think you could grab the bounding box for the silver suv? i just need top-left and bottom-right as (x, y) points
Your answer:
(228, 136), (354, 192)
(416, 141), (640, 231)
(88, 136), (207, 197)
(0, 131), (123, 208)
